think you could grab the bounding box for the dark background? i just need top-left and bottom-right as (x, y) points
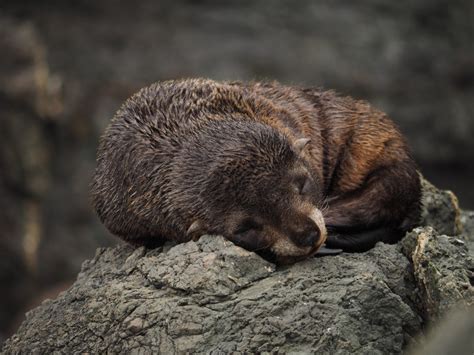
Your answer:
(1, 0), (473, 342)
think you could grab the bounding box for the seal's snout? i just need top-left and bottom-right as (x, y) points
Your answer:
(300, 229), (320, 247)
(290, 222), (320, 248)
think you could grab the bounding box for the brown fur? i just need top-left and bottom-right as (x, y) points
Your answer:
(91, 79), (421, 264)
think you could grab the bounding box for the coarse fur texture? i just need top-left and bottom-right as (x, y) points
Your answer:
(91, 79), (421, 264)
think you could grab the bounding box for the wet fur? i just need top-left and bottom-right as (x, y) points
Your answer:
(91, 79), (421, 253)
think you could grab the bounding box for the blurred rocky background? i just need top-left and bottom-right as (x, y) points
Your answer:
(0, 0), (473, 343)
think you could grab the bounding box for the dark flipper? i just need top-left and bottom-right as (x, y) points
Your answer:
(315, 245), (343, 256)
(325, 227), (403, 253)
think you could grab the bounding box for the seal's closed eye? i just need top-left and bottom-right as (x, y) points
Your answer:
(234, 219), (262, 235)
(227, 219), (268, 251)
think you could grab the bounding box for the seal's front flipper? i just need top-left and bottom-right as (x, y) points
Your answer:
(314, 245), (343, 256)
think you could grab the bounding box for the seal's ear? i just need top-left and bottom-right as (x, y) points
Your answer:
(294, 138), (311, 154)
(186, 220), (206, 240)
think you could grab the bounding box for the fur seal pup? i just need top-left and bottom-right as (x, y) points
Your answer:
(91, 79), (421, 264)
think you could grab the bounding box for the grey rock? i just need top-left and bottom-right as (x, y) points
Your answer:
(3, 237), (422, 354)
(461, 210), (474, 244)
(420, 177), (462, 236)
(401, 227), (474, 321)
(461, 211), (474, 235)
(4, 186), (474, 353)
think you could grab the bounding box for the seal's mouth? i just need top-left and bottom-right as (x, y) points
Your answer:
(308, 232), (327, 256)
(271, 233), (327, 265)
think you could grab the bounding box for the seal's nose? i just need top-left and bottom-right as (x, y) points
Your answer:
(300, 230), (319, 247)
(288, 217), (322, 248)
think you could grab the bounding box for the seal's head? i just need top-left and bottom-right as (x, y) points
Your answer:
(184, 121), (327, 264)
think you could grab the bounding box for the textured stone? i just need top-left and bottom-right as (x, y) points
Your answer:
(420, 177), (462, 236)
(4, 208), (474, 353)
(3, 237), (422, 354)
(401, 227), (474, 321)
(460, 210), (474, 253)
